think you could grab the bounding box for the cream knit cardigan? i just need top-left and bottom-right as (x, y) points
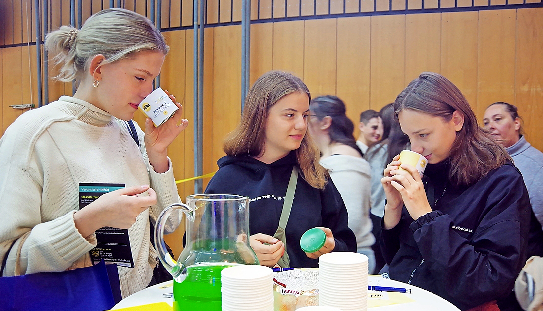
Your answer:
(0, 96), (180, 297)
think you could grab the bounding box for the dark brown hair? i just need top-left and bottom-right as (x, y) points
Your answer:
(310, 95), (363, 157)
(223, 70), (327, 189)
(394, 72), (511, 186)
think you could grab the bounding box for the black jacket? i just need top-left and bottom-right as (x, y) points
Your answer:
(205, 151), (357, 268)
(381, 160), (542, 310)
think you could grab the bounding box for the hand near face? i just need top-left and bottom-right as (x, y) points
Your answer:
(386, 161), (432, 221)
(74, 185), (158, 238)
(249, 233), (285, 267)
(304, 227), (335, 259)
(144, 91), (189, 173)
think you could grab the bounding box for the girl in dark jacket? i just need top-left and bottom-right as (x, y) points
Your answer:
(381, 72), (542, 311)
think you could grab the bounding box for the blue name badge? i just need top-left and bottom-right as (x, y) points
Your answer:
(79, 183), (135, 268)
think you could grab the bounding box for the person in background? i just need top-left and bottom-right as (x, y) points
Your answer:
(308, 95), (375, 273)
(204, 71), (356, 268)
(0, 9), (188, 298)
(364, 103), (394, 274)
(356, 109), (382, 155)
(381, 72), (539, 311)
(365, 103), (394, 218)
(483, 102), (543, 228)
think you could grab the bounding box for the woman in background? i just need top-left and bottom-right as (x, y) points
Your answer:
(205, 71), (356, 268)
(381, 72), (536, 310)
(308, 95), (375, 273)
(483, 102), (543, 228)
(0, 8), (188, 297)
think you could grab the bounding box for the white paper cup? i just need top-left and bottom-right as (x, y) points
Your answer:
(139, 87), (179, 126)
(399, 150), (428, 177)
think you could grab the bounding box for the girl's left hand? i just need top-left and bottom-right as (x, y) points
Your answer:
(305, 227), (335, 259)
(388, 163), (432, 220)
(144, 91), (189, 173)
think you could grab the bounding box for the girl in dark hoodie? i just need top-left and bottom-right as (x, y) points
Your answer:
(205, 70), (356, 268)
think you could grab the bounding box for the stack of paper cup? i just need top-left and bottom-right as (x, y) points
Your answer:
(221, 265), (274, 311)
(319, 252), (369, 311)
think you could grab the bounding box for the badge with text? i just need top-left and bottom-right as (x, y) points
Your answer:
(79, 183), (135, 268)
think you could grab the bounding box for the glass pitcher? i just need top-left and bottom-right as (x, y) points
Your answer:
(154, 194), (259, 311)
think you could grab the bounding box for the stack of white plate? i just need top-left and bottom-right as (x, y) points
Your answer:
(221, 265), (274, 311)
(297, 306), (342, 310)
(319, 252), (369, 311)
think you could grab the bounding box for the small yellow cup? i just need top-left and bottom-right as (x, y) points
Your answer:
(399, 150), (428, 177)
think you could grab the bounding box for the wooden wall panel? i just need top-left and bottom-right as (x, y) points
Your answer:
(159, 30), (187, 258)
(181, 0), (192, 26)
(274, 0), (287, 18)
(202, 28), (216, 190)
(249, 23), (273, 85)
(405, 13), (441, 84)
(516, 8), (543, 152)
(272, 21), (304, 78)
(212, 26), (242, 166)
(330, 0), (344, 14)
(181, 29), (195, 200)
(337, 17), (371, 137)
(233, 0), (243, 21)
(303, 19), (337, 97)
(21, 45), (38, 111)
(441, 11), (479, 111)
(286, 0), (301, 17)
(4, 0), (15, 45)
(21, 0), (34, 45)
(301, 0), (315, 16)
(316, 0), (329, 15)
(220, 0), (233, 23)
(13, 0), (23, 45)
(208, 0), (219, 24)
(476, 10), (516, 121)
(2, 48), (23, 133)
(370, 14), (406, 110)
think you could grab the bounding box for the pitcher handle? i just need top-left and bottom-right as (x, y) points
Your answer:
(154, 202), (192, 278)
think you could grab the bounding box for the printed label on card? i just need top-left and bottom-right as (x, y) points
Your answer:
(79, 183), (134, 268)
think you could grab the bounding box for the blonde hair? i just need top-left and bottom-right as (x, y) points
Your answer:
(224, 70), (328, 189)
(44, 8), (169, 82)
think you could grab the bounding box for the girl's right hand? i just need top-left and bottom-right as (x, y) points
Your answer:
(249, 233), (285, 267)
(381, 155), (404, 229)
(74, 185), (157, 238)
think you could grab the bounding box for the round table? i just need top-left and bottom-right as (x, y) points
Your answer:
(112, 275), (460, 310)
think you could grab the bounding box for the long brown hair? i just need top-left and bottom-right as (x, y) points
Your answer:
(224, 70), (327, 189)
(394, 72), (511, 186)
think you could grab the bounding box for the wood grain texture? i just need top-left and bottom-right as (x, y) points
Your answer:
(303, 18), (337, 97)
(405, 13), (441, 84)
(441, 11), (478, 111)
(515, 8), (543, 152)
(212, 26), (242, 166)
(370, 14), (406, 111)
(249, 23), (273, 85)
(476, 9), (515, 121)
(337, 17), (371, 138)
(2, 48), (23, 133)
(272, 20), (304, 78)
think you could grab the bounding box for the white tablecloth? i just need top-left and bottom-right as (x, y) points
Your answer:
(112, 275), (460, 310)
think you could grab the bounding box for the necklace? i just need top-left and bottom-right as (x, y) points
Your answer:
(434, 186), (447, 207)
(424, 181), (447, 208)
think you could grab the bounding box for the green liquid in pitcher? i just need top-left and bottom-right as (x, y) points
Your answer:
(173, 263), (235, 311)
